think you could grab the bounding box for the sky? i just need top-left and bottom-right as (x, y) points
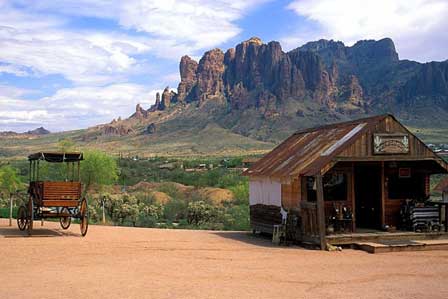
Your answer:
(1, 0), (447, 132)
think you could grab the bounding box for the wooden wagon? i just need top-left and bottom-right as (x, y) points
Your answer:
(17, 152), (88, 236)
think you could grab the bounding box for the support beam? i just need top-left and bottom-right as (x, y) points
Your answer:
(351, 162), (356, 232)
(315, 174), (326, 250)
(381, 161), (386, 227)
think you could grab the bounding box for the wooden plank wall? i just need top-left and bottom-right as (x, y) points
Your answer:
(337, 115), (435, 159)
(281, 178), (301, 210)
(250, 204), (282, 233)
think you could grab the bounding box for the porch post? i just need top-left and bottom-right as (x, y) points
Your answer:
(381, 161), (386, 227)
(315, 174), (326, 250)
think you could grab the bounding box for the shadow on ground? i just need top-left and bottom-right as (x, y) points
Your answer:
(0, 222), (79, 238)
(212, 231), (304, 249)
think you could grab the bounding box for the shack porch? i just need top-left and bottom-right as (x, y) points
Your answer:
(245, 114), (448, 249)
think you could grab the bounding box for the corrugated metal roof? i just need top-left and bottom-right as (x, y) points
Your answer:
(244, 114), (389, 178)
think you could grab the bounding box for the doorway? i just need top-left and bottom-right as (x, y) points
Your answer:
(354, 163), (382, 230)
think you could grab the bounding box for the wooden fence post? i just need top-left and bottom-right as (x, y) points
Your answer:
(102, 196), (106, 224)
(9, 193), (13, 226)
(315, 175), (326, 250)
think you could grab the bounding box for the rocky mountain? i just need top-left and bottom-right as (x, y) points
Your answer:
(2, 37), (448, 158)
(25, 127), (50, 135)
(127, 37), (448, 142)
(0, 127), (50, 136)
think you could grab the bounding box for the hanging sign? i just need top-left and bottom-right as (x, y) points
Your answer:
(373, 134), (409, 154)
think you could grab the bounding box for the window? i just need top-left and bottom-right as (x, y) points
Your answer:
(387, 172), (426, 200)
(323, 173), (348, 201)
(306, 177), (317, 202)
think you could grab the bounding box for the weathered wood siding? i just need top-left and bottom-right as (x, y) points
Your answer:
(281, 178), (301, 209)
(337, 115), (435, 159)
(250, 204), (282, 233)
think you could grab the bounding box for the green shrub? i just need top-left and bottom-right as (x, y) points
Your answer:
(0, 207), (18, 218)
(136, 214), (157, 227)
(222, 204), (250, 231)
(163, 197), (187, 222)
(187, 200), (217, 225)
(228, 181), (249, 205)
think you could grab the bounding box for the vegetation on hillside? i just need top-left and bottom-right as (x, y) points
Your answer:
(0, 153), (252, 231)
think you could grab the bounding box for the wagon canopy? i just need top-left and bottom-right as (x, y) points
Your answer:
(28, 152), (84, 163)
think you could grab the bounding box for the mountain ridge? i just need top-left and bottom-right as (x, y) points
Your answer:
(123, 36), (448, 140)
(1, 37), (448, 158)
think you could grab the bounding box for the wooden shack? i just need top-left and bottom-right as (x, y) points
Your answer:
(244, 114), (448, 248)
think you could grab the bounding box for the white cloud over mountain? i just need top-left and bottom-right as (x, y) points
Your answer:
(0, 0), (265, 131)
(1, 0), (447, 132)
(0, 1), (152, 85)
(285, 0), (448, 62)
(0, 84), (156, 132)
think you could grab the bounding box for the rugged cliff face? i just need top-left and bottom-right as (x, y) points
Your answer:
(130, 37), (448, 140)
(398, 61), (448, 109)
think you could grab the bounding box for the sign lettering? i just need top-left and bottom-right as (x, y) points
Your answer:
(373, 134), (409, 154)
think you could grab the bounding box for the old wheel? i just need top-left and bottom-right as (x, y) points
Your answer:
(17, 205), (28, 231)
(27, 198), (34, 236)
(60, 208), (71, 230)
(79, 198), (88, 237)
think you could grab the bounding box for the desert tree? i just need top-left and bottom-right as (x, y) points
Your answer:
(81, 150), (118, 194)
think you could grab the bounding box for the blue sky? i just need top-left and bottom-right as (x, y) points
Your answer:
(1, 0), (447, 132)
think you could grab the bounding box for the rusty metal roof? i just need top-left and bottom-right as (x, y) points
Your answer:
(244, 114), (389, 178)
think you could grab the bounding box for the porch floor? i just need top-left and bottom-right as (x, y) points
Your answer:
(354, 239), (448, 253)
(326, 230), (448, 246)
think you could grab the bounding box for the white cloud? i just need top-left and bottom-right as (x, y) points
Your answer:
(0, 84), (157, 132)
(0, 0), (267, 85)
(0, 64), (29, 76)
(0, 5), (152, 85)
(0, 0), (269, 131)
(19, 0), (267, 57)
(285, 0), (448, 62)
(0, 84), (35, 97)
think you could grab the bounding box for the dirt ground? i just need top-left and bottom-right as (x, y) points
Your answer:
(1, 219), (447, 299)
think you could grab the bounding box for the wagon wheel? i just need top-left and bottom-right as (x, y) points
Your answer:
(27, 198), (34, 236)
(79, 198), (89, 237)
(17, 205), (28, 231)
(60, 208), (71, 230)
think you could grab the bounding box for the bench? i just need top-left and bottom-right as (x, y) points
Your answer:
(37, 181), (81, 207)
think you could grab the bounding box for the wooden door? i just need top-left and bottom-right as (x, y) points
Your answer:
(354, 164), (382, 229)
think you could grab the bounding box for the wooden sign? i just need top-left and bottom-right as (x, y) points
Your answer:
(373, 134), (409, 154)
(398, 167), (411, 178)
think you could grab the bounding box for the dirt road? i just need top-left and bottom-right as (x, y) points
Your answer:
(1, 219), (447, 299)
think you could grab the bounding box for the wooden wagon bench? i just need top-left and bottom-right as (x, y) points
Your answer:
(17, 152), (88, 236)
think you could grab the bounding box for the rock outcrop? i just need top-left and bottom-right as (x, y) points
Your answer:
(196, 49), (225, 103)
(124, 36), (448, 139)
(398, 61), (448, 109)
(133, 104), (148, 119)
(102, 124), (133, 136)
(26, 127), (50, 135)
(160, 87), (173, 109)
(145, 123), (156, 134)
(177, 55), (198, 102)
